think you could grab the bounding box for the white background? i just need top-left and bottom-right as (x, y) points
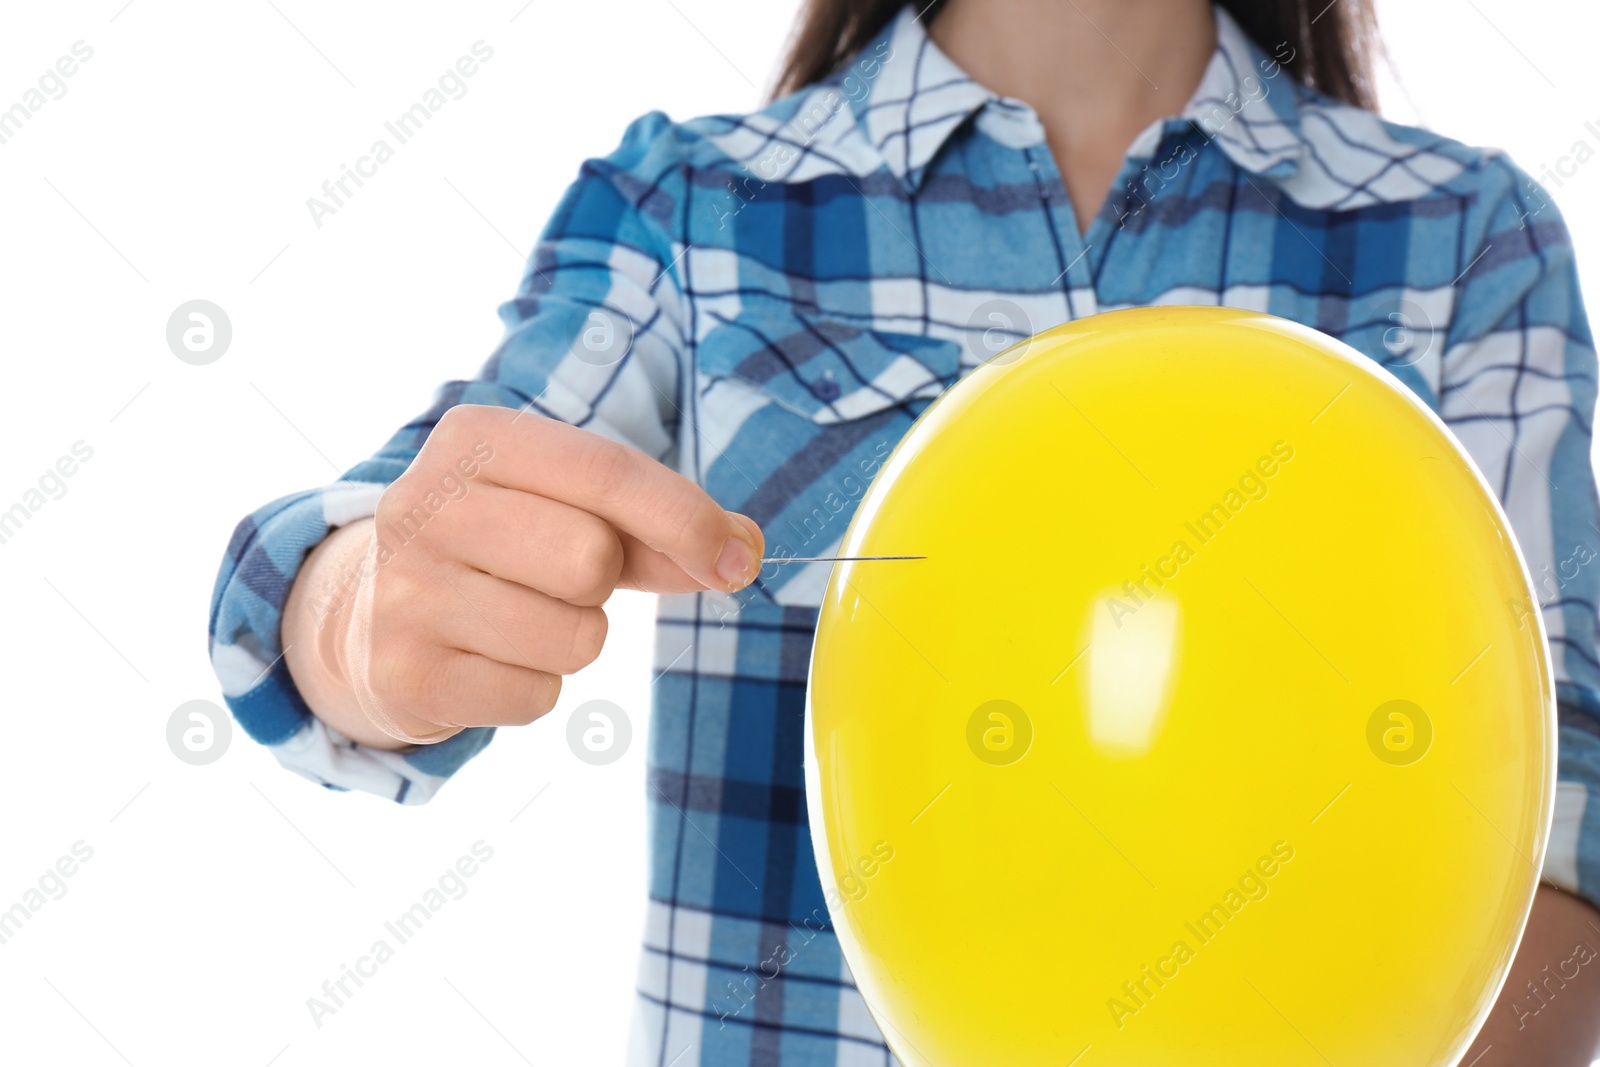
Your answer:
(0, 1), (1596, 1064)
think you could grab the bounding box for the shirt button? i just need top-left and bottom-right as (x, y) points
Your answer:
(812, 377), (842, 402)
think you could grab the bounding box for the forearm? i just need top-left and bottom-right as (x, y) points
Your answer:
(1463, 884), (1600, 1065)
(282, 518), (413, 751)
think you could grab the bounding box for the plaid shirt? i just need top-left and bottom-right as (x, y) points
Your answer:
(210, 5), (1600, 1063)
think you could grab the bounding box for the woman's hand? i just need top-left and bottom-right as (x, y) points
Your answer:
(283, 404), (764, 749)
(1461, 883), (1600, 1065)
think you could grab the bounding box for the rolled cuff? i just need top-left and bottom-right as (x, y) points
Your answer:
(210, 480), (494, 804)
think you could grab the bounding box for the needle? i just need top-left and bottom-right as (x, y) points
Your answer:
(760, 555), (926, 563)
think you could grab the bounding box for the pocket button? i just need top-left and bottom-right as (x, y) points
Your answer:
(811, 376), (842, 402)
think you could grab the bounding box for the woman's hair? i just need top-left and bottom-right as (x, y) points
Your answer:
(771, 0), (1381, 111)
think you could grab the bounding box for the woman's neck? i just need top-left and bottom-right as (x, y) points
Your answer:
(928, 0), (1217, 231)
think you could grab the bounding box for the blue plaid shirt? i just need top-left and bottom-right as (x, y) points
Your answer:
(210, 5), (1600, 1063)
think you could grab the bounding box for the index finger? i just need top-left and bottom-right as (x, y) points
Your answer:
(442, 405), (762, 593)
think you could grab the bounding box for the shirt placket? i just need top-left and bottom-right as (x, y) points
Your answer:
(982, 102), (1193, 321)
(977, 100), (1101, 321)
(1021, 143), (1100, 320)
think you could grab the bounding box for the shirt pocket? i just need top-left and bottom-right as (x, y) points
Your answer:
(691, 309), (965, 608)
(694, 308), (964, 425)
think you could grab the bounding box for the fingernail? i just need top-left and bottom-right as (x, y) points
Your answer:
(715, 534), (756, 589)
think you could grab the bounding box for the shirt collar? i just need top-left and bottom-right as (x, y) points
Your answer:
(847, 3), (1305, 191)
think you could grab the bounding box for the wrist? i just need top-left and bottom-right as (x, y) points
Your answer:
(284, 518), (411, 750)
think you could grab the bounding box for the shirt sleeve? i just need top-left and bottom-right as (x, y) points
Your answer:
(207, 111), (691, 804)
(1436, 154), (1600, 911)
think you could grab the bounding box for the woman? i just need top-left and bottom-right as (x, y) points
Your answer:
(210, 0), (1600, 1062)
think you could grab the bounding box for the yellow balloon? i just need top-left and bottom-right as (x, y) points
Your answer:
(805, 306), (1555, 1067)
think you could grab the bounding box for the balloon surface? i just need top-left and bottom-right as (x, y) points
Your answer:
(804, 306), (1555, 1067)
